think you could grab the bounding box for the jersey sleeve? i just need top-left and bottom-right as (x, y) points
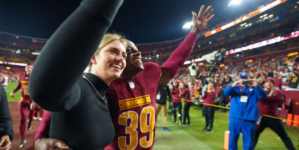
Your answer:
(161, 32), (198, 77)
(12, 73), (22, 93)
(33, 111), (51, 146)
(140, 62), (162, 86)
(29, 0), (124, 111)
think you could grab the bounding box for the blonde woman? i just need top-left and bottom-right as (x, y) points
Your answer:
(29, 0), (126, 149)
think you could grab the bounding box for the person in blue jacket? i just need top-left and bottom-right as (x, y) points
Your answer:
(224, 72), (267, 150)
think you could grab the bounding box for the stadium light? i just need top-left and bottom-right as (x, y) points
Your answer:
(228, 0), (241, 6)
(183, 21), (193, 29)
(156, 54), (159, 58)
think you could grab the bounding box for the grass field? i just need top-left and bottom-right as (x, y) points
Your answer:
(154, 105), (299, 150)
(6, 82), (299, 150)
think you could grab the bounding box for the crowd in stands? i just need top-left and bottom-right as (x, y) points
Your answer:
(0, 66), (23, 83)
(173, 53), (299, 100)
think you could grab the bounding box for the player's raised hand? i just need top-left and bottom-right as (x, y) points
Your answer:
(0, 135), (11, 150)
(9, 92), (14, 98)
(191, 5), (214, 34)
(34, 138), (72, 150)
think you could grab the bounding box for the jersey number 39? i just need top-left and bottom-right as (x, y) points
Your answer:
(118, 106), (155, 150)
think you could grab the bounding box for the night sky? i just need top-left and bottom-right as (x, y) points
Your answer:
(0, 0), (268, 44)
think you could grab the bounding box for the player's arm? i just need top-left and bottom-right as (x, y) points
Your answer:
(201, 91), (207, 99)
(224, 79), (243, 97)
(29, 0), (124, 111)
(273, 90), (284, 104)
(158, 5), (214, 89)
(0, 85), (13, 150)
(254, 85), (268, 100)
(33, 111), (71, 150)
(10, 76), (21, 98)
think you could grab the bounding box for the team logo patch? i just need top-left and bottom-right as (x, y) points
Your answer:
(250, 88), (253, 91)
(129, 81), (135, 89)
(242, 73), (246, 75)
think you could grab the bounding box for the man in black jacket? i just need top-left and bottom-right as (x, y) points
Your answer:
(0, 83), (13, 150)
(156, 85), (173, 131)
(216, 86), (228, 113)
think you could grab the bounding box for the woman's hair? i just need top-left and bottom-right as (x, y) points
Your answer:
(88, 33), (127, 72)
(184, 84), (190, 99)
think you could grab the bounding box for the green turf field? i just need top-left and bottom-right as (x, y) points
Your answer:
(5, 82), (299, 149)
(6, 82), (21, 101)
(154, 103), (299, 150)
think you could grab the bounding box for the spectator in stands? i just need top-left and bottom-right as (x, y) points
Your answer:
(273, 72), (282, 90)
(212, 76), (218, 89)
(287, 58), (295, 71)
(282, 68), (290, 83)
(252, 78), (296, 150)
(224, 72), (267, 150)
(288, 71), (299, 88)
(201, 82), (216, 132)
(0, 82), (13, 150)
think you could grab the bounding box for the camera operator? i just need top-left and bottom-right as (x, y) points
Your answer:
(288, 70), (299, 88)
(208, 48), (226, 76)
(223, 72), (267, 150)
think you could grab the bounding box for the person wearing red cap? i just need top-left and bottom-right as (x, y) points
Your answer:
(10, 64), (34, 148)
(252, 78), (296, 150)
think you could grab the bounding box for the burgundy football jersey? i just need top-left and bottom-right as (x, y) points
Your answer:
(105, 62), (162, 150)
(13, 72), (32, 103)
